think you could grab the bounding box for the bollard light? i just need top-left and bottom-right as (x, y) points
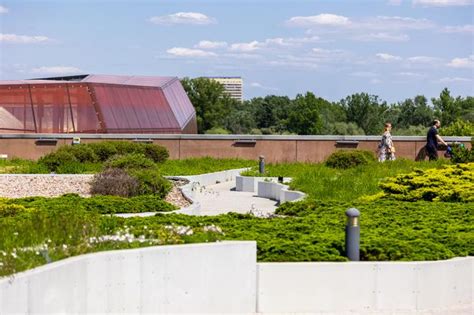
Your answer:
(345, 208), (360, 261)
(259, 155), (265, 174)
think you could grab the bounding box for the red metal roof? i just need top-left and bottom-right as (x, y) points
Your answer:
(0, 75), (197, 134)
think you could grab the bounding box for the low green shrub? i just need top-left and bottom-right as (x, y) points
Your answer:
(130, 169), (172, 198)
(87, 142), (119, 161)
(143, 143), (169, 163)
(104, 153), (155, 170)
(38, 150), (78, 172)
(379, 163), (474, 202)
(62, 145), (98, 163)
(0, 204), (30, 218)
(325, 150), (376, 169)
(90, 168), (140, 197)
(9, 194), (177, 214)
(451, 140), (474, 164)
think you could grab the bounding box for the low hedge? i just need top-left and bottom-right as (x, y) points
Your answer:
(37, 141), (169, 173)
(325, 149), (376, 169)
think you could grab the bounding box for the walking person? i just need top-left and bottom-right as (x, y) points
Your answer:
(426, 119), (447, 161)
(378, 122), (396, 162)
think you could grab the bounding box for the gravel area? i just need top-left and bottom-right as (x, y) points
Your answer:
(0, 174), (94, 198)
(0, 175), (191, 209)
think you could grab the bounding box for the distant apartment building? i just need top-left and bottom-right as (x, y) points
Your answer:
(207, 77), (243, 101)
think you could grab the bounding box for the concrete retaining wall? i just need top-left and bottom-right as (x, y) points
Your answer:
(257, 258), (473, 313)
(236, 175), (306, 203)
(0, 242), (257, 314)
(0, 242), (472, 314)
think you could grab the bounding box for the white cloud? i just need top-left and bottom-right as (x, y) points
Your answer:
(447, 55), (474, 68)
(0, 33), (50, 44)
(438, 77), (473, 82)
(351, 71), (378, 77)
(195, 40), (228, 49)
(286, 13), (351, 27)
(388, 0), (403, 4)
(149, 12), (215, 25)
(0, 5), (8, 13)
(31, 66), (82, 75)
(370, 78), (382, 84)
(167, 47), (217, 57)
(407, 56), (441, 63)
(224, 53), (263, 60)
(354, 32), (409, 41)
(362, 16), (434, 31)
(230, 41), (260, 52)
(413, 0), (473, 6)
(376, 53), (402, 61)
(397, 72), (423, 77)
(226, 36), (321, 54)
(249, 82), (279, 91)
(443, 25), (474, 34)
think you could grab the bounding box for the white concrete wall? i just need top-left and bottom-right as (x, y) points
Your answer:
(280, 188), (306, 203)
(257, 257), (473, 313)
(236, 176), (305, 203)
(0, 242), (257, 314)
(257, 180), (305, 203)
(1, 242), (472, 314)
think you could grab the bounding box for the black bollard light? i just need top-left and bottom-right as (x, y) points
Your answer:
(345, 208), (360, 261)
(259, 155), (265, 174)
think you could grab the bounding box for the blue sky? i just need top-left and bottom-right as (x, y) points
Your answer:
(1, 0), (473, 103)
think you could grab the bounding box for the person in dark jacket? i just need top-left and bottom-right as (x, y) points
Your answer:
(426, 119), (447, 161)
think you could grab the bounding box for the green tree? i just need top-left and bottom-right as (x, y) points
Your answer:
(287, 92), (324, 135)
(395, 95), (433, 129)
(339, 93), (388, 135)
(181, 77), (237, 133)
(431, 88), (474, 127)
(252, 95), (292, 132)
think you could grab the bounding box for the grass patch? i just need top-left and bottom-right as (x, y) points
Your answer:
(242, 159), (448, 202)
(157, 157), (256, 175)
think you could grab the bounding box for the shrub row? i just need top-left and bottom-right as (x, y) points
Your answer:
(38, 141), (169, 173)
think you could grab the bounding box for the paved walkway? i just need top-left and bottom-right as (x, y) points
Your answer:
(195, 181), (278, 216)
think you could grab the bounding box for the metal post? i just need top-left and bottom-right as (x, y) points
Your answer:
(345, 208), (360, 261)
(259, 155), (265, 174)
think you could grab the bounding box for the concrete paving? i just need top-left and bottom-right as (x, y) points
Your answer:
(195, 180), (278, 216)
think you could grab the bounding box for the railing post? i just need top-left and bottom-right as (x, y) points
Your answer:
(259, 155), (265, 174)
(345, 208), (360, 261)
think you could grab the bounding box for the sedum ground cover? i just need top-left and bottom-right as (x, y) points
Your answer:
(0, 149), (473, 277)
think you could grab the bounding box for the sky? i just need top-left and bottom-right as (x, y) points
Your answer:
(0, 0), (473, 103)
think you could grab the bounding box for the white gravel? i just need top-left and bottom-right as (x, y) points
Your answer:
(0, 174), (94, 198)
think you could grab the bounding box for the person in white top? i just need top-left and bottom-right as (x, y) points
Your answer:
(378, 122), (396, 162)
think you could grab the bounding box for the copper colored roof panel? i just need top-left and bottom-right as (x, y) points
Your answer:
(0, 75), (196, 134)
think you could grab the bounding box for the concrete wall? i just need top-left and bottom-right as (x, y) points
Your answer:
(0, 242), (257, 314)
(0, 134), (471, 162)
(257, 258), (473, 313)
(236, 176), (306, 203)
(0, 242), (472, 314)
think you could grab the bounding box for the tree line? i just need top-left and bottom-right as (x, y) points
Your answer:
(181, 77), (474, 136)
